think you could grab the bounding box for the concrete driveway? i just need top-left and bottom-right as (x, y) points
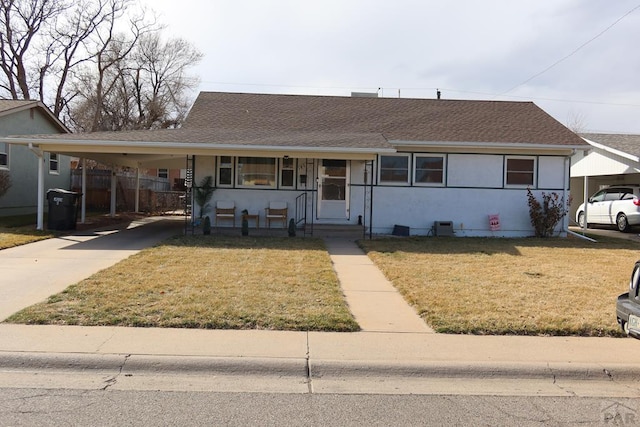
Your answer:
(569, 225), (640, 242)
(0, 216), (184, 321)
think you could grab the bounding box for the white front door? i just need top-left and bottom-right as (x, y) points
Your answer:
(318, 159), (349, 219)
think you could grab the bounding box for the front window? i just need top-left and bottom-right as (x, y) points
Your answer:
(414, 154), (445, 185)
(505, 156), (535, 186)
(237, 157), (276, 187)
(158, 168), (168, 179)
(49, 153), (59, 174)
(0, 142), (8, 169)
(280, 157), (296, 188)
(217, 156), (233, 187)
(379, 154), (409, 184)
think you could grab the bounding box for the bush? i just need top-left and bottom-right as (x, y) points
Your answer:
(526, 187), (569, 237)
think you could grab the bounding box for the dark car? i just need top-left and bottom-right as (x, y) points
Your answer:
(616, 261), (640, 339)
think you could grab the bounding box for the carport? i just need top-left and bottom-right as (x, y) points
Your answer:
(570, 133), (640, 228)
(0, 128), (214, 230)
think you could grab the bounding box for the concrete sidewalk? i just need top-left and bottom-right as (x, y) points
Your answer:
(1, 324), (639, 395)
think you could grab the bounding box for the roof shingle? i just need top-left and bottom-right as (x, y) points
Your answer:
(184, 92), (586, 147)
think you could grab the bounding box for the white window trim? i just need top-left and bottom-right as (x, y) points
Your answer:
(504, 155), (536, 188)
(235, 156), (277, 189)
(48, 153), (59, 175)
(413, 153), (446, 186)
(217, 156), (234, 188)
(0, 143), (8, 170)
(378, 153), (411, 185)
(279, 157), (296, 189)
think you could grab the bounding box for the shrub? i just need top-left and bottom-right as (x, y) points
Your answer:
(526, 187), (569, 237)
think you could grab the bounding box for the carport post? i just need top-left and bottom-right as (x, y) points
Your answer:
(135, 167), (140, 213)
(80, 158), (86, 224)
(583, 175), (588, 231)
(36, 151), (44, 231)
(110, 169), (116, 218)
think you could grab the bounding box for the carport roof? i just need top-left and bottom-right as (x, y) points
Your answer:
(581, 133), (640, 159)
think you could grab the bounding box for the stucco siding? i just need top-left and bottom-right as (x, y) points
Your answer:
(538, 156), (567, 189)
(370, 187), (554, 237)
(447, 154), (504, 188)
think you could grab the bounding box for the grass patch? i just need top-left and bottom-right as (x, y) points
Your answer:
(0, 226), (56, 249)
(359, 236), (638, 337)
(6, 235), (359, 332)
(0, 213), (55, 249)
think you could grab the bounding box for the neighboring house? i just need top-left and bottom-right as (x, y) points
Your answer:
(0, 100), (70, 217)
(570, 133), (640, 223)
(0, 92), (586, 236)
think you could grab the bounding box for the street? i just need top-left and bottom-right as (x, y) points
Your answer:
(1, 388), (639, 426)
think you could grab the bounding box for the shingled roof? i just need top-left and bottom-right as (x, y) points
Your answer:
(184, 92), (586, 147)
(581, 133), (640, 158)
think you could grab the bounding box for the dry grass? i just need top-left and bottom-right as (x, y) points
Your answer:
(0, 226), (55, 250)
(6, 235), (359, 332)
(359, 236), (638, 336)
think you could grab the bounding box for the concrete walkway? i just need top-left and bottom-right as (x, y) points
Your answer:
(324, 238), (433, 333)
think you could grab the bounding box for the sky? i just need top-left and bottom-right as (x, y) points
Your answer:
(140, 0), (640, 134)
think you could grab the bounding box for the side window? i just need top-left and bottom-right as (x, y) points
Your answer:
(217, 156), (233, 187)
(414, 154), (445, 185)
(620, 189), (635, 200)
(604, 190), (622, 201)
(505, 156), (535, 187)
(49, 153), (59, 174)
(0, 142), (8, 169)
(379, 154), (410, 184)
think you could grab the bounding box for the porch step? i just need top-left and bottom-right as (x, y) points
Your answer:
(304, 224), (366, 239)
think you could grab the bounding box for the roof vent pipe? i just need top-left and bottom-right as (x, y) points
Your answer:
(437, 89), (441, 100)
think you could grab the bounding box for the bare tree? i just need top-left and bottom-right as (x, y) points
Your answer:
(0, 0), (64, 99)
(0, 0), (158, 117)
(68, 32), (202, 131)
(132, 34), (202, 129)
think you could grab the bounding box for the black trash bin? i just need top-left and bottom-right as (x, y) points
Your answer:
(47, 189), (80, 230)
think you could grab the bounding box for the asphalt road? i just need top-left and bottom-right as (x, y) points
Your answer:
(1, 389), (638, 426)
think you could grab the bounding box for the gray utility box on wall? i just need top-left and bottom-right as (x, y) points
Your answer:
(434, 221), (454, 236)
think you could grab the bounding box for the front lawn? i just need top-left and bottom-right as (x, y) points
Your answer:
(6, 236), (359, 332)
(359, 235), (637, 336)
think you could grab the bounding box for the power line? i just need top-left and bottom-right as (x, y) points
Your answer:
(498, 3), (640, 96)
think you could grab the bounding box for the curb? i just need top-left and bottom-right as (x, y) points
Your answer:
(3, 351), (640, 382)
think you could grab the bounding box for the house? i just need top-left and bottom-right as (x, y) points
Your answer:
(0, 100), (70, 220)
(0, 92), (587, 236)
(570, 133), (640, 223)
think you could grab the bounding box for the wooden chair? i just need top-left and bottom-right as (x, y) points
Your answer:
(265, 201), (287, 228)
(215, 200), (236, 227)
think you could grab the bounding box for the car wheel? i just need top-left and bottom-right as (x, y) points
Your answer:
(617, 213), (630, 232)
(577, 212), (587, 228)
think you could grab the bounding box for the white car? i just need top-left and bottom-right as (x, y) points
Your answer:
(576, 185), (640, 232)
